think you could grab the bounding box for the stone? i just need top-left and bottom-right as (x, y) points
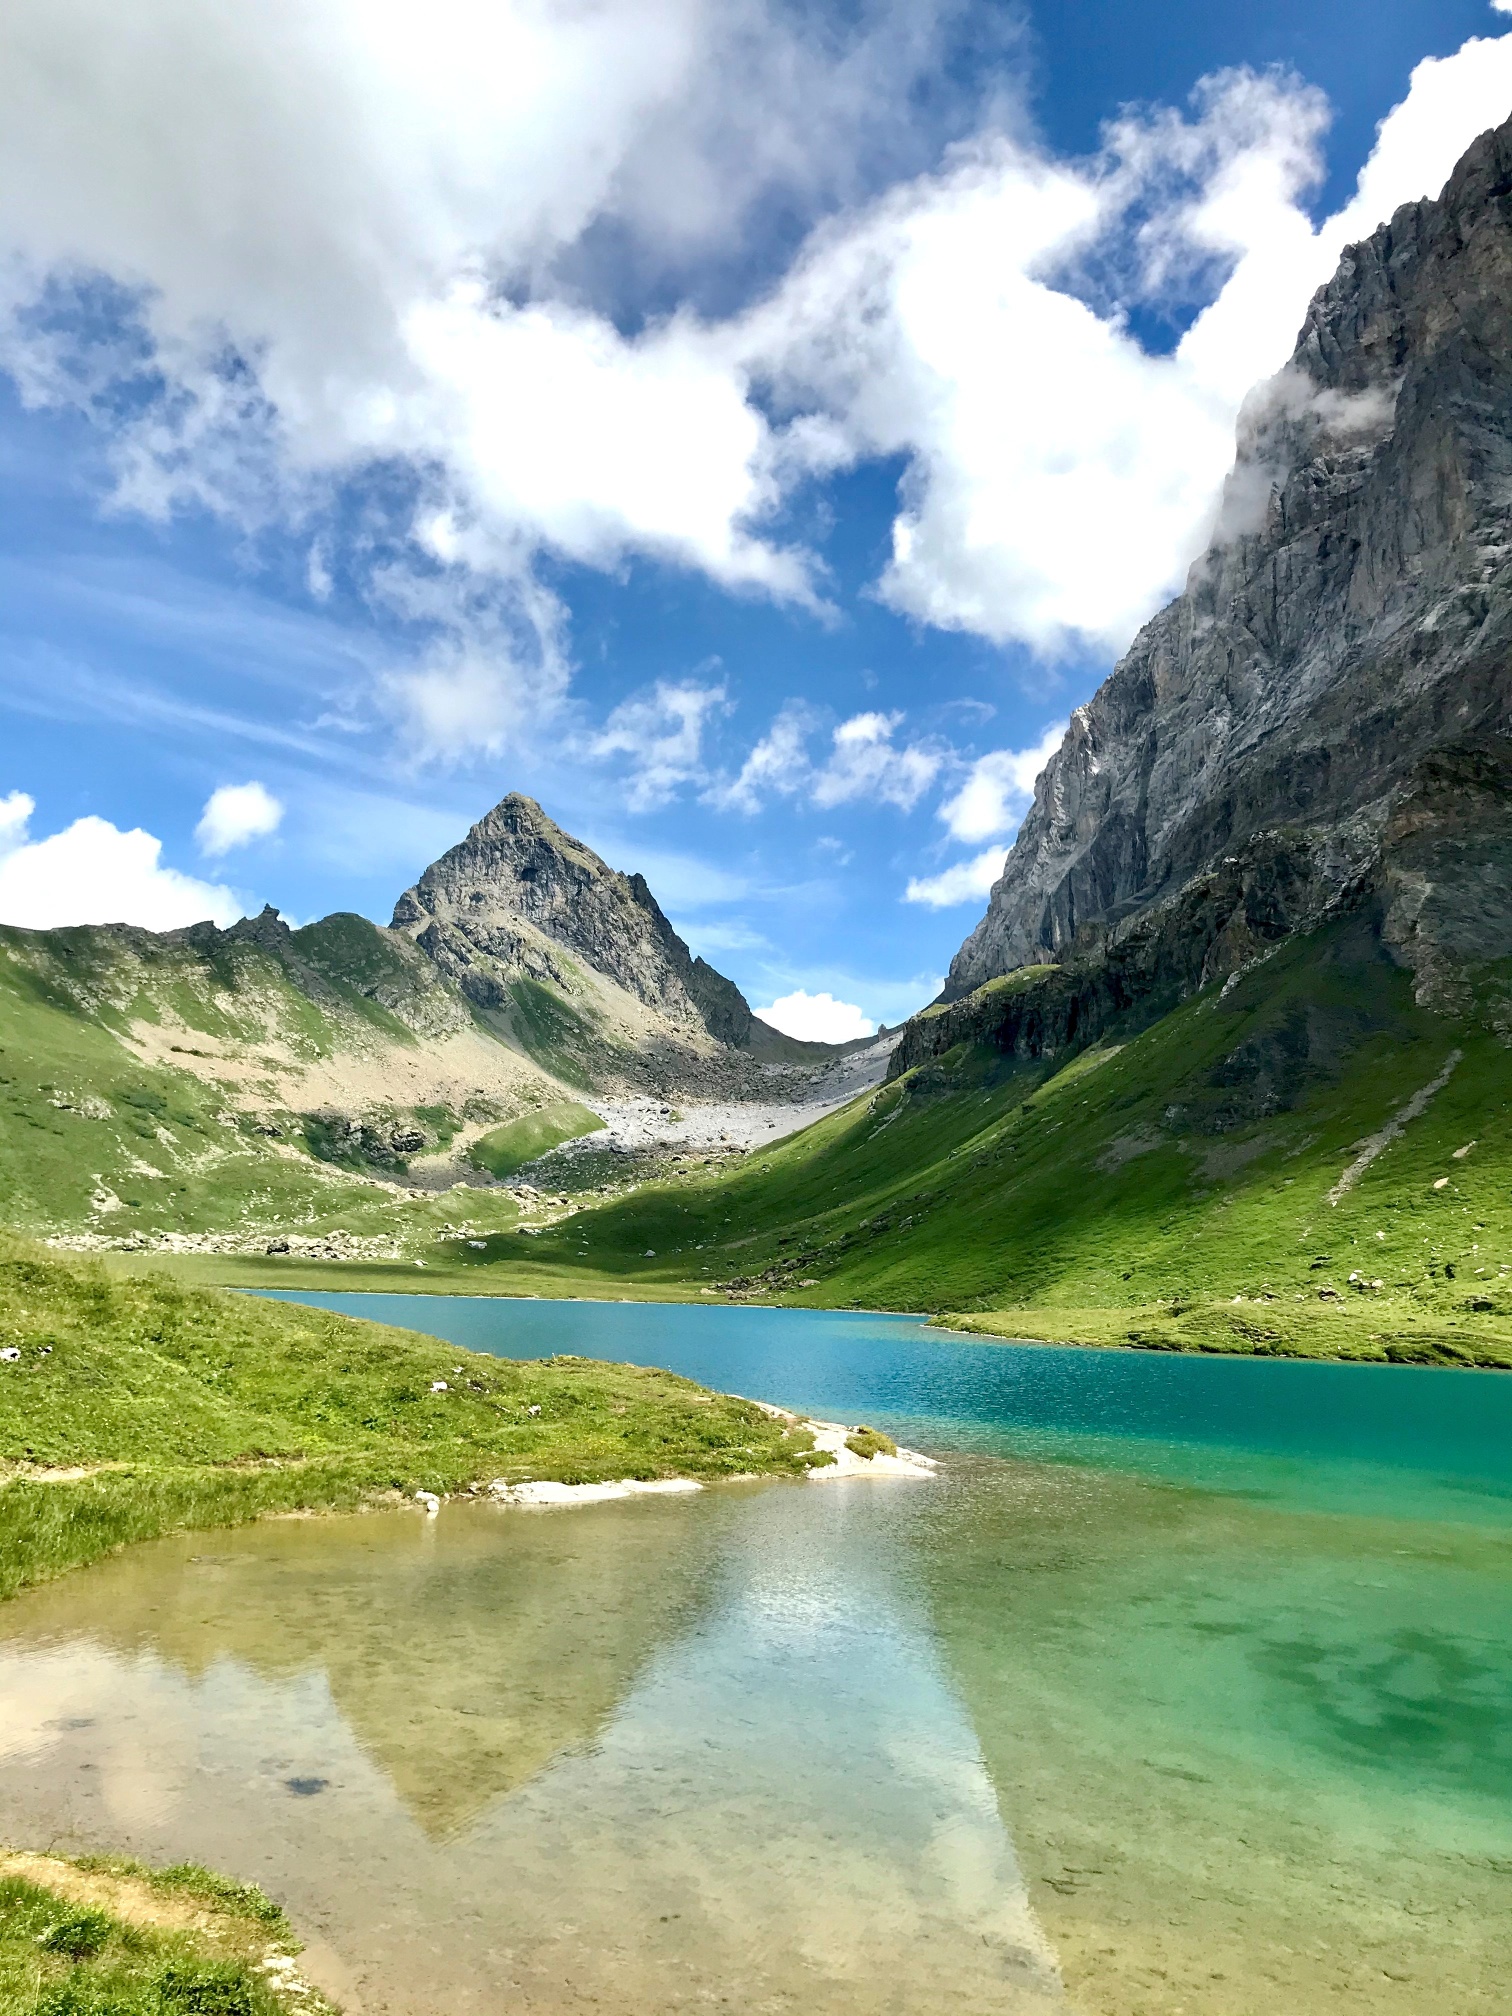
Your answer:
(919, 112), (1512, 1065)
(391, 793), (760, 1046)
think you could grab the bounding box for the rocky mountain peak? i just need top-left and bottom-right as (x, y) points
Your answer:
(392, 793), (757, 1046)
(940, 108), (1512, 1010)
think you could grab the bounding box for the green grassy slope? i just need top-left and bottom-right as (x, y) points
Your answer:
(469, 1099), (606, 1178)
(243, 915), (1512, 1367)
(0, 920), (531, 1249)
(0, 1853), (310, 2016)
(0, 1237), (818, 1598)
(16, 907), (1512, 1370)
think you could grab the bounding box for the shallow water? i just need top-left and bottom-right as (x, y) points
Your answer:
(1, 1302), (1509, 2014)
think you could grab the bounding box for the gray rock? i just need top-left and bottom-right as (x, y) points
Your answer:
(941, 112), (1512, 1016)
(392, 793), (758, 1047)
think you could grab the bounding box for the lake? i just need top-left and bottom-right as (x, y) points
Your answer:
(1, 1296), (1509, 2015)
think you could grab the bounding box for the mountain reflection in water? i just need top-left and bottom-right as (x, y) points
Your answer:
(3, 1300), (1512, 2016)
(0, 1479), (1062, 2016)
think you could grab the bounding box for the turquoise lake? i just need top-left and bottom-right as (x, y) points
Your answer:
(0, 1296), (1508, 2015)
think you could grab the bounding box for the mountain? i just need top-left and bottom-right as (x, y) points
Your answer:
(0, 795), (851, 1249)
(391, 793), (793, 1056)
(422, 112), (1512, 1370)
(931, 110), (1512, 1057)
(10, 121), (1512, 1373)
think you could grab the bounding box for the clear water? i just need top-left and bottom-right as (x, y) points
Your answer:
(0, 1299), (1507, 2016)
(264, 1292), (1512, 1521)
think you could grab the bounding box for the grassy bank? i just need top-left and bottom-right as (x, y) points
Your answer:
(0, 1848), (320, 2016)
(941, 1300), (1512, 1368)
(18, 917), (1512, 1373)
(136, 918), (1512, 1369)
(0, 1235), (818, 1600)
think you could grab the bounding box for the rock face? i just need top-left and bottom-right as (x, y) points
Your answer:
(943, 112), (1512, 1011)
(393, 794), (759, 1046)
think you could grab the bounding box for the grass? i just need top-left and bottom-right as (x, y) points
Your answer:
(468, 1099), (605, 1179)
(0, 1850), (316, 2016)
(12, 906), (1512, 1372)
(0, 1234), (819, 1600)
(0, 919), (544, 1252)
(152, 915), (1512, 1369)
(844, 1427), (897, 1460)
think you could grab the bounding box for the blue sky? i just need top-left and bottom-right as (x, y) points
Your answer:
(0, 0), (1508, 1039)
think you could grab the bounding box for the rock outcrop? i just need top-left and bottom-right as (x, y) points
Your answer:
(941, 111), (1512, 1022)
(393, 793), (761, 1048)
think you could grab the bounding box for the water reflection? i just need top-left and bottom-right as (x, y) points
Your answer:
(4, 1359), (1512, 2016)
(912, 1457), (1512, 2015)
(2, 1492), (730, 1838)
(0, 1480), (1062, 2016)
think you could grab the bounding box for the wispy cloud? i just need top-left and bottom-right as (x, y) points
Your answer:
(709, 704), (942, 815)
(590, 678), (730, 811)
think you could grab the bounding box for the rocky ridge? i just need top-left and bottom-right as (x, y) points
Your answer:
(392, 794), (784, 1056)
(909, 110), (1512, 1075)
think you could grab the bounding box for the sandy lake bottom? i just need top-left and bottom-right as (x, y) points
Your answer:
(2, 1300), (1511, 2015)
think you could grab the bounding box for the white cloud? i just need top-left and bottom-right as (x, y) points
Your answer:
(0, 800), (241, 929)
(904, 846), (1005, 908)
(0, 2), (1508, 729)
(812, 711), (943, 810)
(591, 679), (728, 811)
(710, 704), (941, 814)
(905, 720), (1062, 907)
(0, 791), (33, 847)
(756, 988), (874, 1043)
(195, 780), (283, 856)
(939, 722), (1065, 843)
(0, 0), (950, 755)
(740, 34), (1512, 654)
(706, 702), (820, 814)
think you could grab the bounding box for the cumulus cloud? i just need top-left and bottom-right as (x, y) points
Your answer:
(0, 797), (242, 929)
(938, 722), (1065, 843)
(710, 705), (941, 814)
(707, 702), (820, 814)
(0, 1), (1508, 735)
(591, 679), (729, 811)
(741, 36), (1512, 654)
(195, 780), (283, 856)
(0, 791), (32, 847)
(904, 846), (1005, 909)
(756, 989), (874, 1043)
(0, 0), (959, 753)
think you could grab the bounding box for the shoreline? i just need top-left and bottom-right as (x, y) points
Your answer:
(241, 1277), (1512, 1373)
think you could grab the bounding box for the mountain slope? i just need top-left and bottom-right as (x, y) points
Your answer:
(392, 792), (834, 1072)
(0, 796), (857, 1251)
(400, 913), (1512, 1367)
(946, 110), (1512, 1023)
(213, 112), (1512, 1368)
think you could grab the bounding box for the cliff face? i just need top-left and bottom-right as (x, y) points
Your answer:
(392, 794), (757, 1047)
(943, 112), (1512, 1009)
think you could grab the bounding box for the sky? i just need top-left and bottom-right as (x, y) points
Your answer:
(1, 2), (1510, 1041)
